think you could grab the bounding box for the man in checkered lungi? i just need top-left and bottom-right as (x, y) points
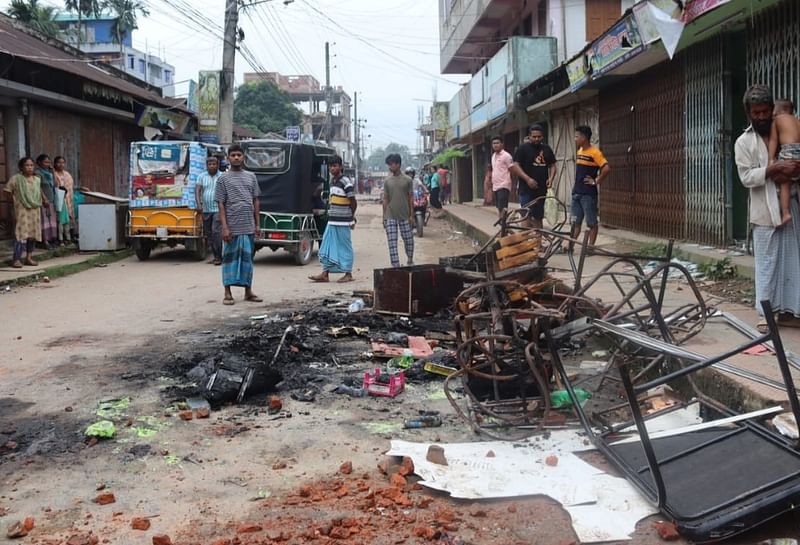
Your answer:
(382, 153), (414, 267)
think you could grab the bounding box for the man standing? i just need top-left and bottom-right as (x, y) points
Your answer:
(735, 84), (800, 331)
(195, 156), (223, 265)
(428, 166), (442, 210)
(570, 125), (610, 249)
(490, 136), (513, 219)
(511, 125), (556, 229)
(438, 164), (451, 205)
(215, 144), (262, 305)
(383, 153), (414, 267)
(309, 156), (356, 283)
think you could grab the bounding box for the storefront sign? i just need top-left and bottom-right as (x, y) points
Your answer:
(566, 56), (589, 91)
(135, 105), (190, 134)
(632, 1), (660, 44)
(681, 0), (730, 24)
(198, 70), (221, 144)
(589, 16), (644, 77)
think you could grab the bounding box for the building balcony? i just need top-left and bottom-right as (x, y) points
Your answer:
(448, 36), (557, 140)
(439, 0), (519, 74)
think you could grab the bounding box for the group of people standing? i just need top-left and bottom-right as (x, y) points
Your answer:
(486, 124), (610, 247)
(422, 164), (450, 210)
(4, 154), (76, 268)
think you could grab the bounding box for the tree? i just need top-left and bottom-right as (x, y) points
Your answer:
(233, 81), (304, 135)
(367, 142), (414, 171)
(63, 0), (103, 46)
(104, 0), (149, 64)
(7, 0), (60, 38)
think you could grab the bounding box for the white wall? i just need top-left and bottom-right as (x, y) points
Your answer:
(547, 0), (588, 63)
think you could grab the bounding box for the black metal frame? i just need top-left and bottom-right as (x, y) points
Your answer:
(545, 300), (800, 542)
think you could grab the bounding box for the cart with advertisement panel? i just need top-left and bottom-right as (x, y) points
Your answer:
(126, 141), (224, 261)
(240, 139), (336, 265)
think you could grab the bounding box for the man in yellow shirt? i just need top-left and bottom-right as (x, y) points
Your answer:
(571, 125), (610, 250)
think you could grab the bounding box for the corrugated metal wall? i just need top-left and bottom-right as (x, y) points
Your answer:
(28, 104), (141, 197)
(684, 35), (727, 245)
(747, 1), (800, 110)
(599, 59), (685, 238)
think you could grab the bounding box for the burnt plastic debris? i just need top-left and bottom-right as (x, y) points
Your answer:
(333, 384), (366, 397)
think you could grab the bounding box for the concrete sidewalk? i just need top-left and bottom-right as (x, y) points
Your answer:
(442, 201), (755, 279)
(438, 201), (800, 409)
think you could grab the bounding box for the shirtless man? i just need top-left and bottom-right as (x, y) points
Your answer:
(768, 99), (800, 226)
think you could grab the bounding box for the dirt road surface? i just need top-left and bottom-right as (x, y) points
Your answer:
(0, 202), (796, 544)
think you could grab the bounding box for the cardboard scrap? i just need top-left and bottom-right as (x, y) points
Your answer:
(387, 431), (656, 543)
(372, 336), (433, 358)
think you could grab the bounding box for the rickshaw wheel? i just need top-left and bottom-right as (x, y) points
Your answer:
(191, 238), (207, 261)
(294, 233), (313, 265)
(134, 239), (152, 261)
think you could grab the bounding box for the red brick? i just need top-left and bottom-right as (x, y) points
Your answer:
(93, 493), (116, 505)
(545, 455), (559, 467)
(237, 524), (262, 534)
(131, 518), (151, 531)
(339, 461), (353, 475)
(152, 535), (173, 545)
(178, 410), (193, 421)
(654, 521), (680, 541)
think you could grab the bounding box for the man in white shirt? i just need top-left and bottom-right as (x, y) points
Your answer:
(734, 84), (800, 331)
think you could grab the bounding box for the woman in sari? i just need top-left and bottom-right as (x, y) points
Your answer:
(35, 154), (57, 249)
(3, 157), (46, 268)
(53, 156), (75, 244)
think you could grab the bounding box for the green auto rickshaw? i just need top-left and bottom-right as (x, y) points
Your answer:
(240, 139), (336, 265)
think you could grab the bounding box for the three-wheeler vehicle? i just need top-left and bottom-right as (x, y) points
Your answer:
(240, 139), (336, 265)
(127, 141), (223, 261)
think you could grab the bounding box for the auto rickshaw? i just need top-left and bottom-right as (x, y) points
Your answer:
(240, 139), (336, 265)
(127, 141), (223, 261)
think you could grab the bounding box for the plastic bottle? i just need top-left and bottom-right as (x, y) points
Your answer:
(348, 298), (365, 313)
(403, 415), (442, 428)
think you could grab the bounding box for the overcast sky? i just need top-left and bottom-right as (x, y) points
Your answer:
(3, 0), (469, 153)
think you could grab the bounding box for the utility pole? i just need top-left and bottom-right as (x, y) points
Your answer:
(353, 91), (359, 189)
(219, 0), (238, 145)
(324, 42), (332, 145)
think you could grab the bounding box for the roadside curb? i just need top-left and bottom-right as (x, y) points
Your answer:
(0, 249), (132, 288)
(440, 208), (493, 245)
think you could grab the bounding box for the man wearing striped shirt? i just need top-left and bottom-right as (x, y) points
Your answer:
(309, 155), (357, 283)
(215, 144), (262, 305)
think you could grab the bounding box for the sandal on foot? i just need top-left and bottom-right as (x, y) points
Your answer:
(24, 259), (38, 266)
(337, 275), (354, 283)
(756, 319), (768, 334)
(222, 298), (235, 306)
(245, 295), (263, 302)
(308, 274), (329, 283)
(11, 260), (23, 269)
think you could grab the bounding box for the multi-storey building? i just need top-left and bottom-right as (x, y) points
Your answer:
(244, 72), (353, 164)
(55, 13), (176, 96)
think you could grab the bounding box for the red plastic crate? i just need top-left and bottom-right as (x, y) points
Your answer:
(363, 368), (405, 397)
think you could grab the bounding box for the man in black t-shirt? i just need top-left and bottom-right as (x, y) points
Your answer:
(511, 124), (557, 229)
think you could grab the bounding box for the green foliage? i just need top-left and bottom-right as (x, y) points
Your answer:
(104, 0), (149, 45)
(233, 81), (303, 135)
(636, 242), (669, 258)
(64, 0), (102, 16)
(699, 257), (737, 281)
(367, 142), (414, 171)
(8, 0), (60, 37)
(431, 147), (466, 166)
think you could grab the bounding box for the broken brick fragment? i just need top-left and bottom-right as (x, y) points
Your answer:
(6, 517), (34, 539)
(545, 455), (559, 467)
(413, 527), (440, 540)
(390, 473), (407, 488)
(93, 493), (116, 505)
(486, 450), (496, 457)
(65, 533), (99, 545)
(272, 461), (287, 470)
(268, 396), (283, 413)
(236, 524), (262, 534)
(339, 461), (353, 475)
(131, 518), (151, 531)
(178, 410), (193, 421)
(654, 521), (680, 541)
(152, 535), (173, 545)
(329, 526), (350, 539)
(398, 456), (414, 476)
(195, 407), (210, 419)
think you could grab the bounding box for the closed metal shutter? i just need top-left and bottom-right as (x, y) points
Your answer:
(684, 35), (727, 245)
(599, 58), (685, 239)
(747, 1), (800, 113)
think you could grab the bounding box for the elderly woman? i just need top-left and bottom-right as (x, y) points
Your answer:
(3, 157), (46, 268)
(35, 154), (57, 249)
(53, 155), (75, 245)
